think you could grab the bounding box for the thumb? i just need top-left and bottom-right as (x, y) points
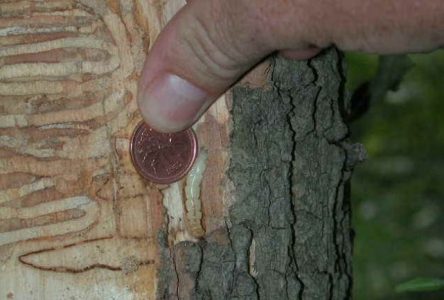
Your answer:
(138, 0), (319, 132)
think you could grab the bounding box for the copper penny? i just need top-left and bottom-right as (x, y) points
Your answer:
(130, 121), (198, 184)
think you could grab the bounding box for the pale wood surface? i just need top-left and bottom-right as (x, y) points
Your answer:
(0, 1), (236, 298)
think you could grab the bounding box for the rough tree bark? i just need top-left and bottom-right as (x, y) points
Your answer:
(158, 52), (358, 300)
(0, 1), (361, 299)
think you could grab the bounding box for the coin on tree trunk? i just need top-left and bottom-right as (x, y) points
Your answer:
(130, 121), (198, 184)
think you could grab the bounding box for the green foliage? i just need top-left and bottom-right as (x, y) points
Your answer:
(368, 55), (414, 104)
(346, 53), (379, 91)
(395, 278), (444, 293)
(347, 50), (444, 300)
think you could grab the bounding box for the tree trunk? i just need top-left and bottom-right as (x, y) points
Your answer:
(158, 53), (356, 300)
(0, 1), (358, 299)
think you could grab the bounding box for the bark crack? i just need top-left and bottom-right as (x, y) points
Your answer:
(283, 70), (306, 300)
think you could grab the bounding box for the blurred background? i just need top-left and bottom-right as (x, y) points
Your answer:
(346, 50), (444, 299)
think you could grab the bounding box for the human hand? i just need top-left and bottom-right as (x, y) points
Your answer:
(138, 0), (444, 133)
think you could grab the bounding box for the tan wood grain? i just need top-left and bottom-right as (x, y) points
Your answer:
(0, 0), (233, 298)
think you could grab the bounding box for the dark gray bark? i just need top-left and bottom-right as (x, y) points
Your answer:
(158, 49), (362, 300)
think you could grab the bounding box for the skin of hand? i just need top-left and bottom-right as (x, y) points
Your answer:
(137, 0), (444, 133)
